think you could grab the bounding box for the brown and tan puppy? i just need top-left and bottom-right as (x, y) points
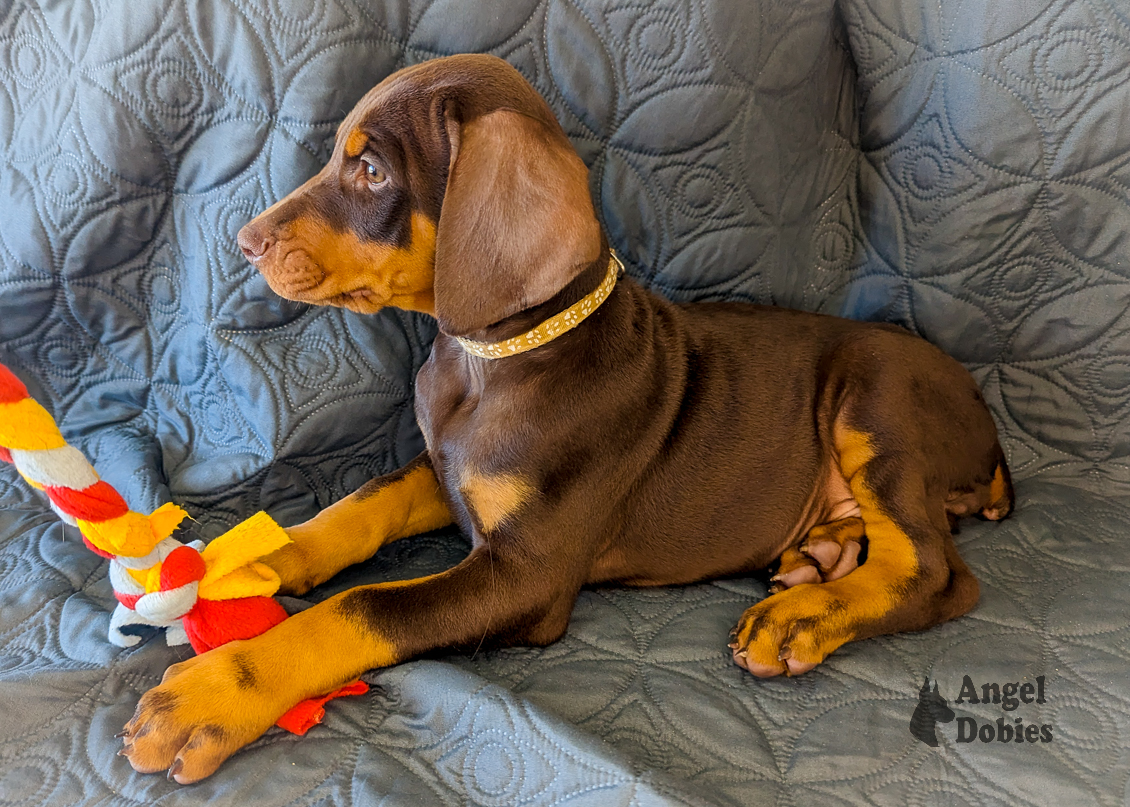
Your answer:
(119, 54), (1012, 783)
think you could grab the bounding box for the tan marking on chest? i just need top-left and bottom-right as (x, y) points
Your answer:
(460, 472), (535, 533)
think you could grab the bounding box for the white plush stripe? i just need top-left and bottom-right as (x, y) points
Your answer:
(164, 621), (190, 646)
(49, 500), (78, 526)
(108, 603), (147, 647)
(10, 445), (99, 489)
(156, 536), (186, 561)
(109, 559), (145, 596)
(115, 536), (184, 570)
(134, 582), (199, 623)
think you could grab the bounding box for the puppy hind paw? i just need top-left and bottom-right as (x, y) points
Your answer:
(769, 517), (866, 594)
(769, 547), (821, 594)
(798, 516), (865, 582)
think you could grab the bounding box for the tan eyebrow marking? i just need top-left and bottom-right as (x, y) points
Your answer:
(344, 128), (368, 158)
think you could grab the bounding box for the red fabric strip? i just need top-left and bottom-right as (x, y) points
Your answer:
(183, 596), (289, 654)
(115, 591), (142, 609)
(276, 681), (370, 735)
(83, 536), (115, 559)
(47, 480), (130, 521)
(0, 364), (29, 404)
(159, 546), (206, 591)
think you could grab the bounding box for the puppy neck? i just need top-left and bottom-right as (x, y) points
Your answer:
(454, 244), (615, 349)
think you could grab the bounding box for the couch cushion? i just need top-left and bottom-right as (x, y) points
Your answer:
(0, 0), (1127, 804)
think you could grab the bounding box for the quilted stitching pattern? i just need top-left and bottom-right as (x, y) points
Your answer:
(0, 0), (1128, 805)
(839, 0), (1130, 486)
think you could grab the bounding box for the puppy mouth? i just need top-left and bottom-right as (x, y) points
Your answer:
(258, 249), (377, 308)
(255, 246), (325, 296)
(324, 288), (388, 312)
(253, 244), (392, 313)
(277, 284), (385, 312)
(290, 282), (391, 313)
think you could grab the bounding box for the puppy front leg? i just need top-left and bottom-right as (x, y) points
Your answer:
(121, 545), (574, 783)
(266, 452), (453, 595)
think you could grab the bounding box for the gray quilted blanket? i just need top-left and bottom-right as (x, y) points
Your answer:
(1, 0), (1128, 805)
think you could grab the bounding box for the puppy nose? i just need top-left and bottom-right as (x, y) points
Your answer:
(237, 223), (274, 263)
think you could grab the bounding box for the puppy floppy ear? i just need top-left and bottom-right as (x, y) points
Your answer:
(433, 108), (602, 337)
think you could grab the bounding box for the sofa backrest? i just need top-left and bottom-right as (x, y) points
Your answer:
(0, 0), (1126, 527)
(841, 0), (1130, 487)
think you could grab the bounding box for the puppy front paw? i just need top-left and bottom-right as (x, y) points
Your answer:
(119, 644), (289, 784)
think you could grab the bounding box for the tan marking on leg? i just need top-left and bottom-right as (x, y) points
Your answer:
(988, 465), (1006, 502)
(121, 596), (399, 783)
(266, 455), (452, 595)
(832, 424), (919, 614)
(123, 537), (548, 783)
(460, 472), (535, 533)
(982, 463), (1012, 520)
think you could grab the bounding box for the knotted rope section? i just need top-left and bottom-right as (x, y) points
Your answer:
(0, 362), (366, 734)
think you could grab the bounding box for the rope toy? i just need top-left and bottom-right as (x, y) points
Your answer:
(0, 361), (366, 734)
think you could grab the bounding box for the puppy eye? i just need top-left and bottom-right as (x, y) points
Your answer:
(364, 161), (387, 186)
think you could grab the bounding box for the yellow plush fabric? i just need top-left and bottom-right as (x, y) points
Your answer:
(200, 512), (291, 600)
(0, 398), (67, 451)
(79, 503), (189, 559)
(79, 512), (161, 558)
(149, 503), (190, 543)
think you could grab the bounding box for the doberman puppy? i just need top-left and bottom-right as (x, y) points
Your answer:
(120, 54), (1012, 783)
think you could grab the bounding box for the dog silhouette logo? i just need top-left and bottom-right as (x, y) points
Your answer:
(910, 677), (955, 747)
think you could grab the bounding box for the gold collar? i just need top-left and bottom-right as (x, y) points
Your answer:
(454, 252), (623, 359)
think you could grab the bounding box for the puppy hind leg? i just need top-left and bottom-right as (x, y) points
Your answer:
(732, 427), (978, 678)
(768, 546), (819, 593)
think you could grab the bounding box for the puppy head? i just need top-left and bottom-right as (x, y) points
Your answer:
(238, 54), (602, 336)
